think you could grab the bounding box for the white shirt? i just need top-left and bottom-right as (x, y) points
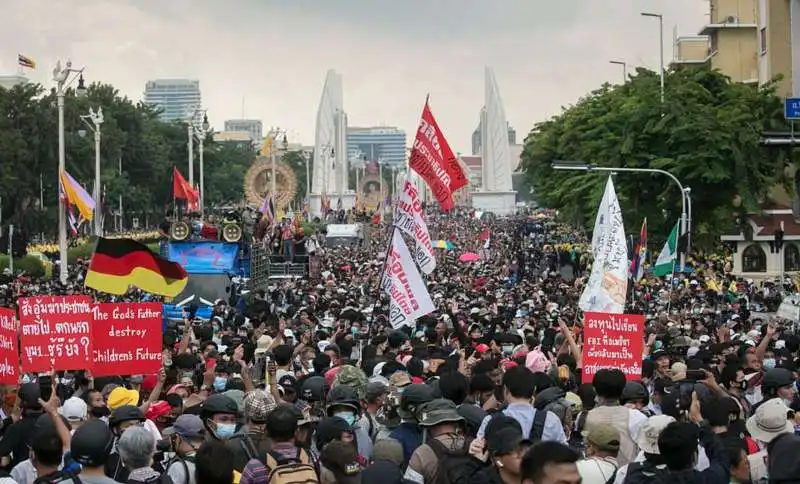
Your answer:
(577, 457), (618, 484)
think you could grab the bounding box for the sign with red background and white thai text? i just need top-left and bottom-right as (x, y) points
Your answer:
(18, 296), (93, 373)
(581, 312), (644, 383)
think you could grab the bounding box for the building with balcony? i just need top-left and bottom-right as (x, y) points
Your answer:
(758, 0), (796, 97)
(674, 0), (800, 96)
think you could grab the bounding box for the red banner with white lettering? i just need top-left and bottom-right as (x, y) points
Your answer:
(581, 312), (644, 383)
(18, 296), (93, 373)
(0, 309), (19, 385)
(408, 99), (468, 210)
(91, 302), (163, 377)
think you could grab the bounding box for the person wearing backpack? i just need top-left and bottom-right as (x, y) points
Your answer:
(476, 366), (566, 444)
(240, 405), (318, 484)
(575, 424), (620, 484)
(404, 399), (481, 484)
(164, 415), (205, 484)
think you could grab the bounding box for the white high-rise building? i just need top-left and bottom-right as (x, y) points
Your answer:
(143, 79), (201, 122)
(0, 74), (29, 90)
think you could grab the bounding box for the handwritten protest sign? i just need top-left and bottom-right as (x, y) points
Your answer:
(581, 312), (644, 383)
(91, 302), (163, 377)
(0, 309), (18, 385)
(18, 296), (93, 373)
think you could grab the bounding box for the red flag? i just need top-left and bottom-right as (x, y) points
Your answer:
(478, 228), (490, 241)
(173, 167), (198, 208)
(408, 97), (468, 211)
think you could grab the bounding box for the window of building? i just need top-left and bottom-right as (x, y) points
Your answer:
(742, 244), (767, 272)
(761, 27), (767, 55)
(785, 244), (800, 271)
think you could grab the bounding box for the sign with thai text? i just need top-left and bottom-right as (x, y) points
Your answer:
(581, 312), (644, 383)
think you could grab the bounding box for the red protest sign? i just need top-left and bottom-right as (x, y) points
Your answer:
(0, 309), (19, 385)
(18, 296), (93, 373)
(581, 312), (645, 384)
(91, 302), (163, 377)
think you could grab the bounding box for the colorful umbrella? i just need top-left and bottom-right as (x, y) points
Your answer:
(459, 252), (480, 263)
(434, 240), (455, 250)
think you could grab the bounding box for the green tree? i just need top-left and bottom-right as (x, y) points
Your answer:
(520, 66), (791, 248)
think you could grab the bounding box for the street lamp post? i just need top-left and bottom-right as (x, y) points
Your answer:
(196, 113), (209, 216)
(641, 12), (665, 104)
(609, 60), (628, 83)
(303, 150), (311, 199)
(53, 60), (87, 283)
(552, 162), (690, 271)
(79, 107), (104, 236)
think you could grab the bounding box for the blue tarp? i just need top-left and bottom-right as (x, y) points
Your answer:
(167, 242), (239, 274)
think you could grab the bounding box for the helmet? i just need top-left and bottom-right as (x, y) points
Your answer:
(399, 384), (436, 421)
(108, 405), (145, 428)
(301, 376), (327, 403)
(326, 385), (361, 415)
(71, 420), (114, 467)
(200, 394), (239, 419)
(620, 381), (650, 406)
(763, 368), (794, 390)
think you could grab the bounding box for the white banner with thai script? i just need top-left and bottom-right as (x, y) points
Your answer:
(381, 231), (435, 328)
(579, 176), (628, 314)
(393, 180), (436, 274)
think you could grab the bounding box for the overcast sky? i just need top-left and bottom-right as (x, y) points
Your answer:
(3, 0), (708, 153)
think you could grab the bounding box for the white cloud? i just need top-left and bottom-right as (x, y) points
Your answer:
(2, 0), (708, 152)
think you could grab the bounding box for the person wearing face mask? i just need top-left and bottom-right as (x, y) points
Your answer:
(83, 389), (111, 421)
(326, 385), (372, 459)
(211, 363), (233, 393)
(200, 394), (240, 442)
(404, 399), (475, 484)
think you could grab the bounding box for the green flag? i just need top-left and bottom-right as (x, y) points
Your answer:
(653, 222), (679, 277)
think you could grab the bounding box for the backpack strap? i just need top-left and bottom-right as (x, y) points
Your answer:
(166, 457), (192, 484)
(530, 409), (548, 441)
(239, 434), (260, 462)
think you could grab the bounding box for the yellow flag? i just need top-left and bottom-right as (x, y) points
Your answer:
(259, 136), (273, 157)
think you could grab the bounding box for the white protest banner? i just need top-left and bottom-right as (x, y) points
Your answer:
(579, 176), (628, 314)
(381, 231), (435, 328)
(393, 180), (436, 274)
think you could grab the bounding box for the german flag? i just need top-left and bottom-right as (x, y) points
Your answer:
(85, 238), (188, 297)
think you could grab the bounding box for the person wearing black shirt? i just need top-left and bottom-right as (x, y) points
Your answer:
(0, 383), (44, 470)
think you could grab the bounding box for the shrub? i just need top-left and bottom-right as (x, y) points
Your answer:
(0, 254), (47, 278)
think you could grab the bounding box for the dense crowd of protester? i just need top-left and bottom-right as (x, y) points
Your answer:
(0, 208), (798, 484)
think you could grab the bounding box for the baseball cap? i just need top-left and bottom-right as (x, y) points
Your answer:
(321, 440), (362, 484)
(585, 423), (621, 453)
(389, 372), (412, 388)
(163, 415), (205, 439)
(243, 390), (276, 423)
(60, 397), (88, 422)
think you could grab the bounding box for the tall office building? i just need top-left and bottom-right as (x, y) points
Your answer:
(674, 0), (800, 96)
(224, 119), (263, 144)
(143, 79), (202, 122)
(471, 121), (516, 155)
(346, 127), (407, 167)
